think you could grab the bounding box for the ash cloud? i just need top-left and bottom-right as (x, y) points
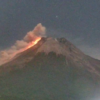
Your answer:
(0, 23), (46, 65)
(24, 23), (46, 42)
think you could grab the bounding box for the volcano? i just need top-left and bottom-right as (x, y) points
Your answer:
(0, 37), (100, 100)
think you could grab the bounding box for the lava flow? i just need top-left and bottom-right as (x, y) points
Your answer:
(9, 37), (41, 61)
(26, 37), (41, 49)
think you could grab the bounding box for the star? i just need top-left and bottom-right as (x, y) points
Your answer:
(56, 15), (59, 18)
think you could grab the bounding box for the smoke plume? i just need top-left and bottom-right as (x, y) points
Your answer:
(24, 23), (46, 42)
(0, 23), (46, 65)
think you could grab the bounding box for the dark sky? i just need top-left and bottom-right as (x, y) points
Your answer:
(0, 0), (100, 59)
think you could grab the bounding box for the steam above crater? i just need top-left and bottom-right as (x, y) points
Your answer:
(0, 23), (46, 65)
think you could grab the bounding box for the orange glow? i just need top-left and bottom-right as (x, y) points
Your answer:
(27, 37), (41, 49)
(10, 37), (41, 60)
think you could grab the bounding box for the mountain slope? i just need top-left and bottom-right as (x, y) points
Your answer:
(0, 37), (100, 100)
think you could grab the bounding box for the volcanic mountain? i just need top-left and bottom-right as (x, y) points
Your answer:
(0, 37), (100, 100)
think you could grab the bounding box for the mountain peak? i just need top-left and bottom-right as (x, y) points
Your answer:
(37, 37), (68, 55)
(0, 37), (100, 100)
(36, 37), (85, 60)
(0, 37), (86, 68)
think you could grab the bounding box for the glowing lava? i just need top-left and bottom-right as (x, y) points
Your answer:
(9, 37), (41, 61)
(27, 37), (41, 49)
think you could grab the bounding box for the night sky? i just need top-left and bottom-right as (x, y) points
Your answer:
(0, 0), (100, 59)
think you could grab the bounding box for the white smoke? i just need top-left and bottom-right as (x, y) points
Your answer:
(0, 23), (46, 65)
(24, 23), (46, 42)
